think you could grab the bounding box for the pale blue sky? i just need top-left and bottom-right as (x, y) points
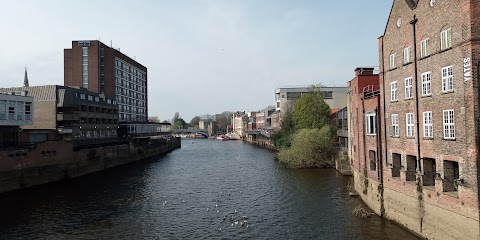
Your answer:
(0, 0), (392, 122)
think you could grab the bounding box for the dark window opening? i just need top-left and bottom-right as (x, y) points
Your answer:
(423, 158), (436, 186)
(406, 155), (417, 181)
(392, 153), (401, 178)
(443, 160), (459, 192)
(369, 150), (376, 171)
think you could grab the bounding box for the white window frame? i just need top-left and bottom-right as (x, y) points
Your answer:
(421, 72), (432, 96)
(421, 38), (430, 58)
(405, 77), (413, 99)
(406, 113), (414, 137)
(423, 111), (433, 138)
(391, 114), (399, 137)
(442, 65), (453, 92)
(390, 53), (396, 69)
(391, 81), (398, 101)
(403, 46), (411, 64)
(443, 109), (455, 139)
(366, 112), (377, 135)
(441, 28), (452, 50)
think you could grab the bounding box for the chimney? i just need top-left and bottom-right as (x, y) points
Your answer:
(355, 67), (374, 76)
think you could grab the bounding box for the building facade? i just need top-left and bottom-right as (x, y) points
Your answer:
(274, 86), (349, 115)
(0, 93), (33, 147)
(0, 86), (118, 142)
(354, 1), (480, 239)
(64, 40), (148, 122)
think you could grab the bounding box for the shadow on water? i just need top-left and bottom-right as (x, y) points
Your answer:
(0, 139), (419, 240)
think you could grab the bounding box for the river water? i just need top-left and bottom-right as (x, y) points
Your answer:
(0, 139), (419, 240)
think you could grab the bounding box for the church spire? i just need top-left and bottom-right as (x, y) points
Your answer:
(23, 66), (29, 87)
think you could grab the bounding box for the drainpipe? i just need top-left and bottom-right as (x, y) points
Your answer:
(377, 96), (383, 183)
(361, 96), (367, 176)
(380, 36), (387, 218)
(410, 15), (422, 176)
(477, 60), (480, 216)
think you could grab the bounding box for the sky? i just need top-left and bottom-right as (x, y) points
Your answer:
(0, 0), (392, 122)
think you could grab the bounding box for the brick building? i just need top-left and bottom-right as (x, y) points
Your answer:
(352, 1), (480, 239)
(64, 40), (147, 122)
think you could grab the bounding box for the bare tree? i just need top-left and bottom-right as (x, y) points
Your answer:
(148, 116), (160, 123)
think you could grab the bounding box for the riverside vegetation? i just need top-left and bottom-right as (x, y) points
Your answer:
(272, 85), (337, 168)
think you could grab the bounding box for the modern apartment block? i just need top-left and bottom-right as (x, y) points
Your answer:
(352, 1), (480, 239)
(0, 86), (118, 142)
(274, 86), (349, 116)
(64, 40), (148, 122)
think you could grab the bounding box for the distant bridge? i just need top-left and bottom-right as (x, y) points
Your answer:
(172, 129), (209, 138)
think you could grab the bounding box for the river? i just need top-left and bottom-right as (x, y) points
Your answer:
(0, 139), (419, 240)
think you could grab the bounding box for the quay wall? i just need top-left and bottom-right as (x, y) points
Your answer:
(0, 138), (181, 194)
(243, 133), (276, 150)
(353, 169), (480, 240)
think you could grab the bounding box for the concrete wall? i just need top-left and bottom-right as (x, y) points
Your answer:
(0, 137), (181, 194)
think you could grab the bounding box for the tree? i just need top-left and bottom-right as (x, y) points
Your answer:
(172, 112), (186, 129)
(293, 85), (331, 130)
(215, 111), (233, 130)
(148, 116), (160, 123)
(272, 102), (295, 149)
(189, 116), (201, 128)
(277, 126), (337, 168)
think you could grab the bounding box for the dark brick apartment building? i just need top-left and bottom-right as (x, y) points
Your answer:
(64, 40), (147, 122)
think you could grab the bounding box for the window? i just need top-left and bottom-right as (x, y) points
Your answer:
(95, 96), (99, 102)
(321, 91), (333, 99)
(442, 66), (453, 92)
(423, 111), (433, 138)
(8, 101), (15, 120)
(423, 158), (436, 187)
(391, 81), (398, 101)
(392, 153), (401, 178)
(88, 95), (93, 101)
(365, 112), (376, 135)
(389, 53), (396, 69)
(443, 160), (459, 192)
(443, 109), (455, 139)
(80, 94), (85, 100)
(82, 47), (88, 89)
(440, 28), (452, 50)
(403, 46), (411, 64)
(391, 114), (399, 137)
(406, 113), (414, 137)
(0, 100), (6, 120)
(421, 38), (430, 58)
(16, 102), (24, 120)
(421, 72), (431, 96)
(369, 150), (376, 171)
(406, 155), (417, 181)
(405, 77), (413, 99)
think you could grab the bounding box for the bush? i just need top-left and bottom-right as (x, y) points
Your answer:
(277, 126), (336, 168)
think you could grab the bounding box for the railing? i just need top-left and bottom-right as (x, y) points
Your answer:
(73, 137), (128, 150)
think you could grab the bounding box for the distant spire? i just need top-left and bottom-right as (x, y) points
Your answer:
(23, 66), (29, 87)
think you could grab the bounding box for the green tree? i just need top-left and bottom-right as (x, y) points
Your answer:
(172, 112), (186, 129)
(293, 85), (331, 130)
(272, 102), (295, 148)
(277, 126), (337, 168)
(189, 116), (201, 128)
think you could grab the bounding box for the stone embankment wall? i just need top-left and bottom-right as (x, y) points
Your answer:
(243, 133), (276, 150)
(0, 137), (181, 194)
(354, 169), (480, 240)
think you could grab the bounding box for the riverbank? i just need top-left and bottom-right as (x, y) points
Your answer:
(0, 137), (181, 194)
(242, 132), (276, 150)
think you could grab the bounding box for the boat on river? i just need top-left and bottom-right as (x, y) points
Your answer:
(216, 135), (237, 141)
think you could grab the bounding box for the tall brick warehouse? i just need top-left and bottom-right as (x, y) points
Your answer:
(351, 1), (480, 239)
(64, 40), (148, 122)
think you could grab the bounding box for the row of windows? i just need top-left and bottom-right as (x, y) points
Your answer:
(387, 153), (459, 192)
(0, 100), (32, 121)
(77, 93), (117, 105)
(120, 114), (147, 122)
(282, 91), (333, 100)
(390, 65), (454, 101)
(115, 59), (146, 80)
(389, 28), (452, 69)
(74, 130), (118, 139)
(389, 110), (455, 139)
(82, 47), (88, 89)
(118, 104), (146, 114)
